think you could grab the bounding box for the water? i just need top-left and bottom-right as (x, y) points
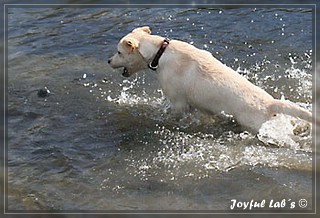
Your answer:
(6, 6), (316, 212)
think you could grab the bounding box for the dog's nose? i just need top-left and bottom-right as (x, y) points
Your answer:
(108, 58), (111, 64)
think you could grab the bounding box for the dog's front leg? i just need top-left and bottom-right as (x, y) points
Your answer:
(171, 101), (190, 116)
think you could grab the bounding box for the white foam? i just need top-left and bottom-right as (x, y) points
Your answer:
(257, 114), (312, 150)
(104, 76), (165, 108)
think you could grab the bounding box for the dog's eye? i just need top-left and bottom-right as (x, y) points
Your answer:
(117, 51), (121, 55)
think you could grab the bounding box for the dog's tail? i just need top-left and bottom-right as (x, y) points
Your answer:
(268, 100), (318, 124)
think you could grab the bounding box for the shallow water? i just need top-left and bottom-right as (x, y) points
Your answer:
(6, 6), (315, 212)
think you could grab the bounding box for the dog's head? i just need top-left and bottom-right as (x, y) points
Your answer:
(108, 26), (152, 77)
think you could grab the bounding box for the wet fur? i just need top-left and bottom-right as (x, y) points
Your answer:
(108, 26), (314, 132)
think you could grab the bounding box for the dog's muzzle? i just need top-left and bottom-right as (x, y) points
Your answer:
(108, 57), (130, 77)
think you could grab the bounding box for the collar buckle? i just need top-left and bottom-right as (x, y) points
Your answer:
(148, 63), (158, 71)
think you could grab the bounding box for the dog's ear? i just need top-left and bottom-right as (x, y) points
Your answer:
(122, 37), (139, 53)
(132, 26), (151, 35)
(141, 26), (152, 34)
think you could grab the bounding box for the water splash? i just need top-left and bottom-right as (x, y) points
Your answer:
(105, 76), (165, 108)
(86, 62), (312, 176)
(127, 123), (312, 182)
(257, 114), (312, 151)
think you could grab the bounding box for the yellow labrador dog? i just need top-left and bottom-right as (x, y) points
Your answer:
(108, 26), (313, 132)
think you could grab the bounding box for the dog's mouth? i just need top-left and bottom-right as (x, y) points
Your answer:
(122, 67), (131, 77)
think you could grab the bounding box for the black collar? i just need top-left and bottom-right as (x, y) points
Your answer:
(148, 38), (170, 71)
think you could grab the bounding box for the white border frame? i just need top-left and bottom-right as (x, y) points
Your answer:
(3, 3), (317, 215)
